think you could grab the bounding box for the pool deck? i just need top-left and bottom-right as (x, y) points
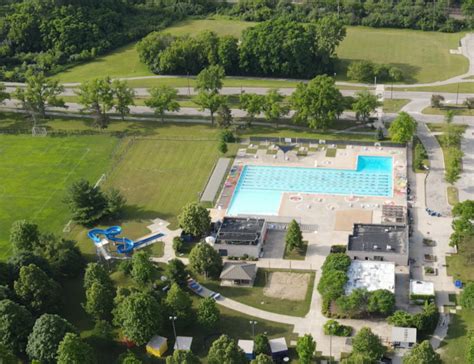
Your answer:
(212, 143), (408, 221)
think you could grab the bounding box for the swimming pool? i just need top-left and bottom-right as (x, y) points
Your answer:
(227, 156), (393, 216)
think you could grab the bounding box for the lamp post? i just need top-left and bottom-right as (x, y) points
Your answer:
(249, 320), (257, 338)
(169, 316), (178, 349)
(328, 321), (337, 364)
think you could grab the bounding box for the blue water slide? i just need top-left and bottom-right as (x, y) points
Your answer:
(87, 226), (135, 254)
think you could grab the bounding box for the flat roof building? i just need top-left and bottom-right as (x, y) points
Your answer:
(238, 340), (255, 360)
(345, 260), (395, 294)
(213, 217), (267, 258)
(174, 336), (193, 351)
(347, 223), (409, 265)
(391, 327), (417, 349)
(410, 280), (435, 303)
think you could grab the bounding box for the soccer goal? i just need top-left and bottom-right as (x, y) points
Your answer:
(32, 126), (47, 137)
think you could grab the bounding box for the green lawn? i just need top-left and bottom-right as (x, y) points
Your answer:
(283, 241), (309, 260)
(447, 186), (459, 206)
(383, 99), (410, 113)
(440, 307), (474, 364)
(54, 19), (467, 85)
(203, 269), (315, 317)
(446, 236), (474, 283)
(426, 123), (468, 133)
(337, 27), (467, 83)
(423, 105), (474, 116)
(0, 133), (118, 260)
(395, 82), (474, 93)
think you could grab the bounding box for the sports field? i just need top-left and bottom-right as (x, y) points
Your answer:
(54, 19), (467, 84)
(0, 134), (118, 259)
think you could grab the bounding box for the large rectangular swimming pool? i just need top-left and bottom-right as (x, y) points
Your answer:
(227, 156), (393, 216)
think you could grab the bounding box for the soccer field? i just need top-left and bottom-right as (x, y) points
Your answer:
(0, 135), (118, 259)
(54, 19), (467, 84)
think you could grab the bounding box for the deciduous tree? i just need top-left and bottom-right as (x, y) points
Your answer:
(352, 91), (380, 122)
(403, 340), (441, 364)
(240, 92), (265, 126)
(85, 281), (115, 321)
(251, 353), (273, 364)
(84, 263), (113, 291)
(351, 327), (386, 361)
(9, 220), (40, 252)
(166, 349), (200, 364)
(197, 297), (220, 330)
(76, 77), (115, 128)
(195, 91), (226, 126)
(218, 140), (228, 154)
(296, 334), (316, 364)
(165, 283), (193, 325)
(254, 334), (269, 355)
(56, 333), (95, 364)
(207, 335), (247, 364)
(188, 243), (223, 279)
(131, 251), (154, 286)
(112, 80), (135, 120)
(388, 112), (417, 143)
(195, 65), (225, 93)
(178, 202), (211, 238)
(165, 259), (188, 287)
(263, 89), (289, 123)
(145, 85), (180, 123)
(0, 299), (34, 354)
(216, 103), (233, 128)
(460, 282), (474, 309)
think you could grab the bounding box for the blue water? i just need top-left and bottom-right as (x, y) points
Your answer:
(227, 156), (393, 216)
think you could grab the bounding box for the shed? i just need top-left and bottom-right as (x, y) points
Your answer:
(391, 327), (417, 349)
(146, 335), (168, 357)
(174, 336), (193, 351)
(269, 337), (288, 360)
(220, 262), (257, 286)
(238, 339), (255, 360)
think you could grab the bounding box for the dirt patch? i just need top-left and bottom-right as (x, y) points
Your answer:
(263, 272), (309, 301)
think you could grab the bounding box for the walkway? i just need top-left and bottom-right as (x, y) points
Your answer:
(458, 126), (474, 202)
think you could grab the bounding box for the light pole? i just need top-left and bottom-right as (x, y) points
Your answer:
(328, 321), (337, 364)
(249, 320), (257, 338)
(169, 316), (178, 349)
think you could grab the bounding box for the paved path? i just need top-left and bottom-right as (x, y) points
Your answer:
(416, 124), (451, 216)
(458, 126), (474, 202)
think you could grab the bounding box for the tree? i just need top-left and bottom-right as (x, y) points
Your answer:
(216, 103), (233, 128)
(84, 281), (115, 321)
(145, 85), (180, 123)
(240, 92), (265, 126)
(9, 220), (40, 252)
(0, 83), (9, 104)
(166, 349), (200, 364)
(251, 353), (274, 364)
(323, 320), (352, 337)
(254, 334), (269, 355)
(388, 112), (417, 143)
(352, 91), (380, 122)
(347, 61), (375, 82)
(431, 94), (444, 108)
(445, 148), (463, 184)
(218, 140), (228, 154)
(195, 65), (225, 93)
(113, 291), (162, 345)
(217, 35), (240, 74)
(285, 219), (303, 251)
(351, 327), (386, 362)
(460, 282), (474, 309)
(290, 75), (344, 130)
(0, 343), (17, 364)
(118, 350), (143, 364)
(341, 352), (374, 364)
(464, 97), (474, 109)
(105, 188), (127, 220)
(165, 283), (193, 324)
(178, 202), (211, 238)
(112, 80), (135, 120)
(207, 335), (247, 364)
(38, 234), (85, 278)
(403, 340), (441, 364)
(188, 242), (223, 279)
(367, 289), (396, 316)
(296, 334), (316, 364)
(195, 91), (226, 126)
(321, 253), (352, 272)
(317, 269), (348, 301)
(263, 89), (289, 123)
(26, 314), (76, 364)
(7, 251), (52, 281)
(131, 251), (154, 286)
(336, 288), (368, 318)
(14, 264), (61, 315)
(165, 259), (188, 287)
(76, 77), (115, 128)
(57, 333), (95, 364)
(0, 299), (34, 354)
(84, 263), (113, 291)
(453, 200), (474, 219)
(13, 69), (65, 121)
(64, 179), (108, 226)
(197, 297), (220, 330)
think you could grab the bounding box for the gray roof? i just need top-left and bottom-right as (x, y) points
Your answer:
(391, 327), (417, 343)
(348, 223), (408, 254)
(220, 262), (257, 281)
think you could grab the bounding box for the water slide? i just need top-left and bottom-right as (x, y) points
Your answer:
(87, 226), (165, 255)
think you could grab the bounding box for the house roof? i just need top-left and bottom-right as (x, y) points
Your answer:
(238, 340), (254, 354)
(391, 327), (417, 343)
(147, 335), (167, 349)
(220, 262), (257, 281)
(269, 337), (288, 353)
(174, 336), (193, 351)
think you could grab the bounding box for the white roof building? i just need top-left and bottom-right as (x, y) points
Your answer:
(410, 280), (435, 296)
(345, 260), (395, 294)
(391, 327), (417, 348)
(174, 336), (193, 351)
(269, 337), (288, 354)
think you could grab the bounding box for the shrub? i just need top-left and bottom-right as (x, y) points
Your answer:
(323, 320), (352, 337)
(172, 237), (184, 254)
(220, 129), (236, 143)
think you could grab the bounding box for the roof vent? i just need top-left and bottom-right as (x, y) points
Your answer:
(373, 245), (379, 250)
(387, 245), (392, 251)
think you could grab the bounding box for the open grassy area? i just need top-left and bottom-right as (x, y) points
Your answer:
(446, 236), (474, 283)
(283, 241), (309, 260)
(395, 82), (474, 93)
(423, 105), (474, 116)
(383, 99), (410, 113)
(440, 307), (474, 364)
(426, 123), (468, 133)
(54, 19), (467, 85)
(203, 269), (315, 317)
(0, 132), (117, 260)
(447, 186), (459, 206)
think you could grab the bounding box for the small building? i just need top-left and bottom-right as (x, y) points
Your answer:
(146, 335), (168, 357)
(347, 224), (409, 266)
(345, 260), (395, 294)
(174, 336), (193, 351)
(238, 339), (255, 360)
(220, 262), (257, 286)
(269, 337), (289, 360)
(391, 327), (417, 349)
(213, 217), (267, 258)
(410, 280), (435, 303)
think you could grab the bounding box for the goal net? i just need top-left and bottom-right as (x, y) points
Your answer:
(32, 126), (47, 137)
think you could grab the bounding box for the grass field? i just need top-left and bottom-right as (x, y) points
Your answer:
(440, 307), (474, 364)
(447, 236), (474, 282)
(395, 82), (474, 93)
(383, 99), (410, 113)
(0, 134), (118, 260)
(54, 19), (467, 85)
(423, 105), (474, 116)
(447, 186), (459, 206)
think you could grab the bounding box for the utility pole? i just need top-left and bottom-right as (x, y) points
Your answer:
(169, 316), (178, 349)
(456, 83), (460, 105)
(249, 320), (257, 338)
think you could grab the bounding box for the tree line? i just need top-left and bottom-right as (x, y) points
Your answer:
(137, 17), (346, 79)
(223, 0), (467, 32)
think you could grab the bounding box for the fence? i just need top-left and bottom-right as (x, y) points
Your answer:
(248, 136), (406, 148)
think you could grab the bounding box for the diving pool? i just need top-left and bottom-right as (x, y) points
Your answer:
(227, 156), (393, 216)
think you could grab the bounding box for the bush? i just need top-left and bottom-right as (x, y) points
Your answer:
(220, 129), (236, 143)
(323, 319), (352, 337)
(431, 94), (445, 108)
(172, 237), (184, 254)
